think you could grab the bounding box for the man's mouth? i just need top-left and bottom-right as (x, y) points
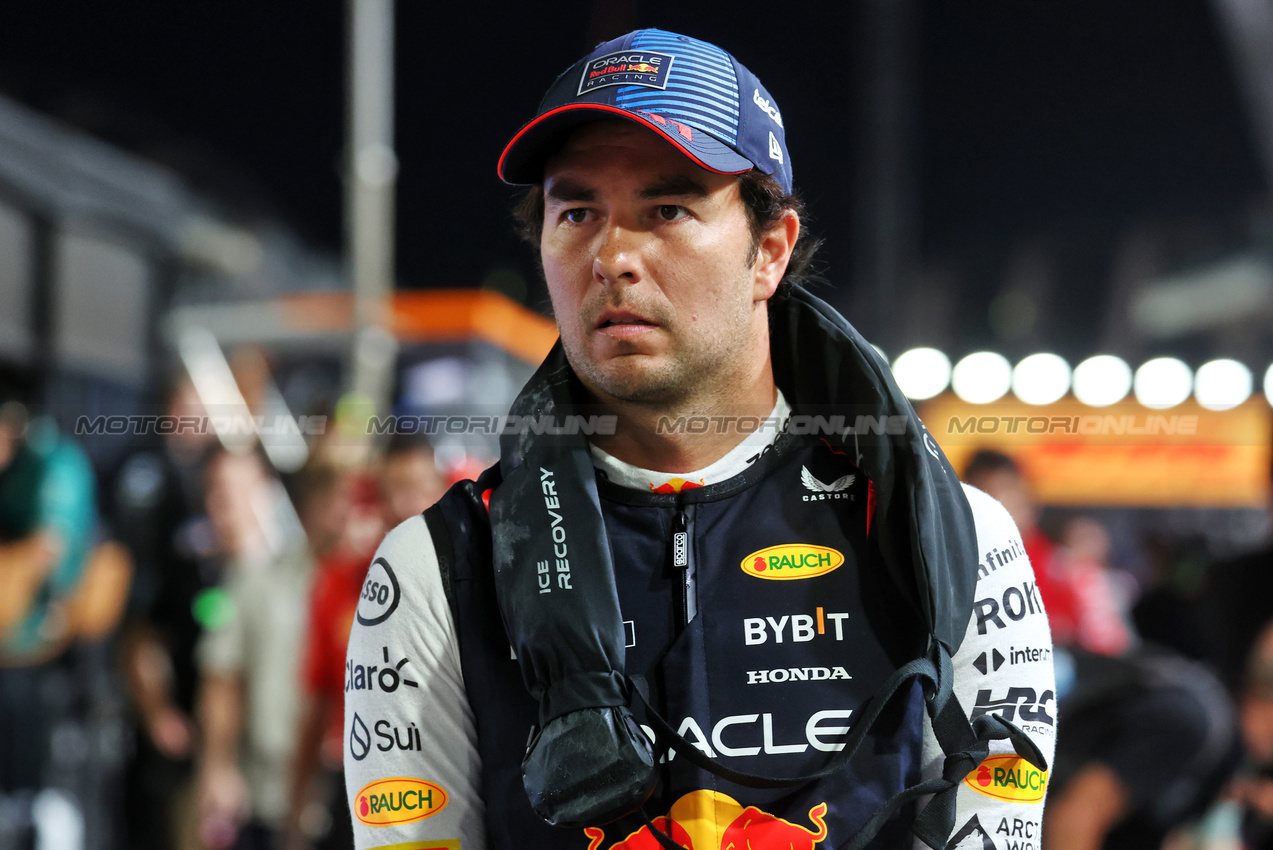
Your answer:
(595, 310), (660, 342)
(597, 311), (656, 329)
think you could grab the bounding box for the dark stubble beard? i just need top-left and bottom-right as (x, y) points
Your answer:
(568, 285), (758, 408)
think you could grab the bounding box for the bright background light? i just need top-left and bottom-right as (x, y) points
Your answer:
(1012, 353), (1071, 405)
(951, 351), (1012, 404)
(1194, 359), (1252, 410)
(1265, 364), (1273, 406)
(1134, 357), (1193, 409)
(1072, 355), (1132, 406)
(892, 347), (952, 400)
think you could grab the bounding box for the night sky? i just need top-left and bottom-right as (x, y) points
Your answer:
(0, 1), (1265, 358)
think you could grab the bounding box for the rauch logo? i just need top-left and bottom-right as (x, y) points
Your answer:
(355, 777), (448, 826)
(741, 545), (844, 581)
(962, 754), (1048, 804)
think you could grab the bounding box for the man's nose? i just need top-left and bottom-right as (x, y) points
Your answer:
(592, 223), (644, 285)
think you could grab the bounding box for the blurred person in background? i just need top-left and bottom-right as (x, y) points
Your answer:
(375, 435), (446, 533)
(1201, 442), (1273, 695)
(194, 451), (342, 850)
(0, 366), (125, 850)
(1053, 515), (1134, 657)
(0, 380), (96, 662)
(1166, 619), (1273, 850)
(1131, 533), (1215, 663)
(1044, 644), (1240, 850)
(114, 373), (222, 850)
(1224, 620), (1273, 849)
(963, 449), (1084, 643)
(963, 449), (1241, 849)
(957, 447), (1237, 844)
(964, 450), (1133, 655)
(285, 436), (444, 850)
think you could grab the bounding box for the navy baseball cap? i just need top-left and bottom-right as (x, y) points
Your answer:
(498, 29), (793, 194)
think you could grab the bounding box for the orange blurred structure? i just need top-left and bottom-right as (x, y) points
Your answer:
(923, 396), (1272, 508)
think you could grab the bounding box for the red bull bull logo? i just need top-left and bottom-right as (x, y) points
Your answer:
(586, 816), (693, 850)
(741, 544), (844, 580)
(628, 63), (658, 73)
(584, 790), (828, 850)
(650, 477), (704, 494)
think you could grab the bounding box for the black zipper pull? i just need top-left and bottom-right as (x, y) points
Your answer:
(672, 507), (688, 569)
(671, 501), (692, 632)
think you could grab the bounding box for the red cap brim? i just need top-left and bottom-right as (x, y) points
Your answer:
(498, 103), (753, 185)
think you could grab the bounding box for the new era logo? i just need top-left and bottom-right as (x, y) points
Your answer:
(768, 131), (783, 164)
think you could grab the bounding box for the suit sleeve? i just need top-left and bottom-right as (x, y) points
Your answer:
(344, 515), (486, 850)
(915, 484), (1056, 850)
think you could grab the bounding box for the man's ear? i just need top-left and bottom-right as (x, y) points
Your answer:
(753, 210), (800, 301)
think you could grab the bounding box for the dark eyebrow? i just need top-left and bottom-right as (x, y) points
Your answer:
(544, 178), (596, 204)
(639, 175), (710, 200)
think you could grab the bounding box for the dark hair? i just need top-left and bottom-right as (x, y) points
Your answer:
(383, 430), (435, 460)
(512, 168), (821, 294)
(0, 362), (35, 408)
(962, 449), (1022, 481)
(284, 455), (348, 513)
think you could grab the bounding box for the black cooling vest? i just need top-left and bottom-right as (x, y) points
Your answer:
(428, 431), (931, 850)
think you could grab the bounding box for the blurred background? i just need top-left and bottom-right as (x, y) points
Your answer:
(0, 1), (1271, 849)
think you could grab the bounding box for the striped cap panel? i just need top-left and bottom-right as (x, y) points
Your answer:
(614, 30), (740, 144)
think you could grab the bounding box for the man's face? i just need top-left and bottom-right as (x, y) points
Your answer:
(967, 467), (1038, 535)
(539, 121), (778, 407)
(205, 451), (270, 556)
(380, 450), (445, 528)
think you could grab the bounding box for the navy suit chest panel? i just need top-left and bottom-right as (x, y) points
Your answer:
(444, 437), (927, 849)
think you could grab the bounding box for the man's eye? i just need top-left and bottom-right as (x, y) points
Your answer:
(657, 205), (686, 222)
(562, 208), (590, 224)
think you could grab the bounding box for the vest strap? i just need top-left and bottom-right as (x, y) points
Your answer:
(911, 642), (1048, 849)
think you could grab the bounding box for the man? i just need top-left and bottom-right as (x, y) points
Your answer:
(287, 437), (447, 850)
(1201, 440), (1273, 694)
(1041, 644), (1238, 850)
(195, 449), (320, 850)
(962, 450), (1123, 654)
(961, 457), (1237, 848)
(1222, 619), (1273, 849)
(114, 373), (220, 850)
(0, 386), (97, 665)
(345, 30), (1054, 850)
(0, 372), (103, 847)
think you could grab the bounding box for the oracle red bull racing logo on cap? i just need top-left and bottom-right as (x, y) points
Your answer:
(578, 50), (674, 94)
(962, 754), (1048, 804)
(355, 777), (447, 827)
(584, 790), (828, 850)
(741, 544), (844, 580)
